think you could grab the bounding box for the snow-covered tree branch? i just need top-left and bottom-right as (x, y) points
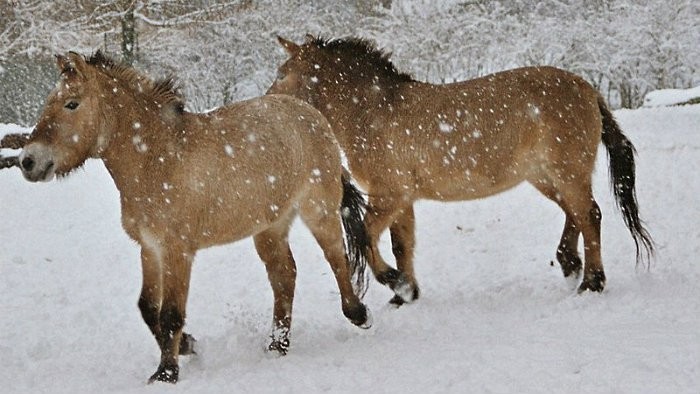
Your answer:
(0, 0), (697, 124)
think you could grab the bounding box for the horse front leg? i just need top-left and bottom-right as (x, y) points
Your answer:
(138, 247), (163, 347)
(146, 246), (194, 384)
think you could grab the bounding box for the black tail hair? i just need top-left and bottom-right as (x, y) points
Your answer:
(598, 96), (654, 264)
(340, 171), (370, 298)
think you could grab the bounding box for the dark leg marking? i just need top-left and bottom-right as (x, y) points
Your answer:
(376, 268), (402, 287)
(556, 246), (583, 278)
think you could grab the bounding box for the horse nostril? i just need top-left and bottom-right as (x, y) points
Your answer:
(21, 156), (35, 171)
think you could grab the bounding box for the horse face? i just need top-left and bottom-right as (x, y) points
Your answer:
(20, 53), (103, 182)
(267, 36), (318, 103)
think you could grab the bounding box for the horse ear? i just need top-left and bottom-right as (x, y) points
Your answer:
(277, 35), (300, 56)
(56, 52), (87, 80)
(55, 54), (73, 74)
(67, 52), (88, 75)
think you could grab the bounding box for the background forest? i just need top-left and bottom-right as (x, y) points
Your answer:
(1, 2), (699, 392)
(1, 0), (698, 124)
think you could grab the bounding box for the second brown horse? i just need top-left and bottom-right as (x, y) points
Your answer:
(269, 35), (653, 303)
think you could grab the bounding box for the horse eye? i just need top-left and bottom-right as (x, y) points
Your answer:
(276, 71), (286, 81)
(64, 101), (79, 110)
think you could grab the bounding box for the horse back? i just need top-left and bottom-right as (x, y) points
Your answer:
(132, 95), (340, 248)
(346, 66), (602, 200)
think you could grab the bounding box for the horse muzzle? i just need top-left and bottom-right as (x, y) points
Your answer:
(19, 144), (56, 182)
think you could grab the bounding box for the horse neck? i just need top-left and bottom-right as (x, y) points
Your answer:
(98, 99), (179, 194)
(316, 76), (402, 149)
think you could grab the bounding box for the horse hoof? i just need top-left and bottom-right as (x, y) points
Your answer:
(344, 303), (372, 329)
(552, 249), (583, 278)
(268, 339), (289, 355)
(147, 364), (179, 384)
(388, 294), (406, 307)
(577, 271), (606, 293)
(390, 281), (420, 306)
(179, 333), (197, 355)
(357, 306), (373, 329)
(376, 269), (419, 305)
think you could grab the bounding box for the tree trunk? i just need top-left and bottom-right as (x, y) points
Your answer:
(121, 3), (137, 65)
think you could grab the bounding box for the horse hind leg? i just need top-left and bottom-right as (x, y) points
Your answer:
(556, 216), (583, 286)
(531, 180), (584, 285)
(253, 218), (297, 355)
(299, 197), (371, 329)
(532, 177), (605, 292)
(388, 205), (420, 306)
(575, 197), (605, 292)
(365, 195), (418, 305)
(551, 177), (605, 292)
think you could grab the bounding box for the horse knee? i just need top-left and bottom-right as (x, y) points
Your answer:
(160, 306), (185, 335)
(138, 296), (160, 328)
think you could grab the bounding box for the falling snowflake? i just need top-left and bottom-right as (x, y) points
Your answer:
(439, 122), (454, 133)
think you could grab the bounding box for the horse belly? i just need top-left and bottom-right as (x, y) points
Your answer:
(418, 169), (525, 201)
(193, 178), (303, 248)
(172, 157), (304, 249)
(414, 150), (528, 201)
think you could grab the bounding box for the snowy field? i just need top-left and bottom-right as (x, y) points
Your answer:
(0, 103), (698, 393)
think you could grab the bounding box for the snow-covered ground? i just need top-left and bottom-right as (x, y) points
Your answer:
(1, 103), (698, 393)
(643, 85), (700, 107)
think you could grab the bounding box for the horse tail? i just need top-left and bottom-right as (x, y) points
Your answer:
(340, 170), (370, 298)
(598, 96), (654, 264)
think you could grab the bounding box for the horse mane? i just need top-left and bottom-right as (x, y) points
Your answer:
(85, 51), (185, 114)
(309, 36), (415, 84)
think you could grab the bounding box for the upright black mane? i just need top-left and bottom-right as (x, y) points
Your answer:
(86, 50), (116, 69)
(310, 36), (415, 84)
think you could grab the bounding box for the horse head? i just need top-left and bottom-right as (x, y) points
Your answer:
(20, 52), (109, 182)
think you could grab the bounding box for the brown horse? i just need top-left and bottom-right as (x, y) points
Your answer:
(19, 51), (372, 384)
(268, 35), (654, 303)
